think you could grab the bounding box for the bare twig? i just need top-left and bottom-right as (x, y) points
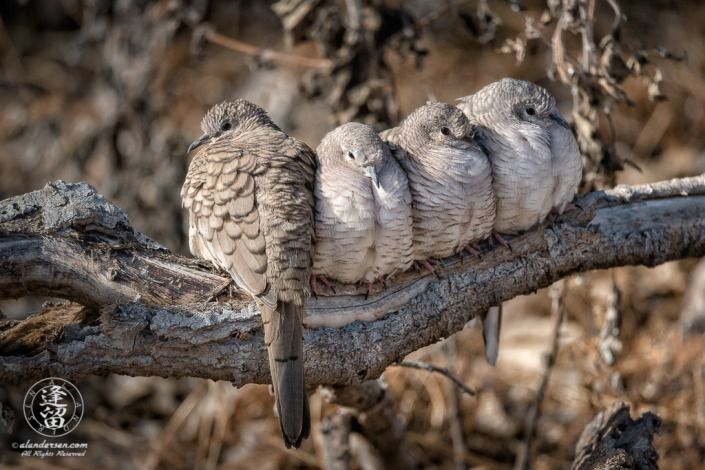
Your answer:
(441, 337), (468, 470)
(598, 275), (623, 366)
(349, 433), (384, 470)
(514, 281), (567, 470)
(190, 22), (331, 69)
(694, 365), (705, 430)
(0, 14), (25, 79)
(320, 413), (353, 470)
(581, 0), (597, 72)
(321, 379), (415, 469)
(146, 382), (208, 470)
(552, 14), (570, 83)
(397, 360), (476, 396)
(413, 0), (472, 31)
(605, 0), (624, 37)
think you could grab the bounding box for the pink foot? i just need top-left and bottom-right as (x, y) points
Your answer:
(464, 243), (482, 258)
(364, 281), (373, 300)
(563, 202), (577, 212)
(311, 274), (336, 295)
(550, 202), (577, 220)
(359, 277), (388, 300)
(320, 275), (336, 294)
(309, 275), (318, 298)
(489, 230), (514, 250)
(414, 259), (440, 277)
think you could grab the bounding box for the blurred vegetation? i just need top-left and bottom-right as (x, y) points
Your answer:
(0, 0), (704, 469)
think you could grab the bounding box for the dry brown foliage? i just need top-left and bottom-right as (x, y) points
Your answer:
(0, 1), (703, 468)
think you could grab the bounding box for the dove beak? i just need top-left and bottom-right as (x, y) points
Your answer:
(365, 166), (380, 188)
(549, 109), (571, 130)
(470, 136), (487, 154)
(187, 133), (210, 154)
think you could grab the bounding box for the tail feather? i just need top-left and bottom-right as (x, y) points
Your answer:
(482, 305), (503, 367)
(261, 301), (310, 448)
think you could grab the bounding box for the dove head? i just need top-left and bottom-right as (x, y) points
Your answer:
(402, 101), (474, 149)
(465, 78), (569, 131)
(318, 122), (389, 188)
(188, 99), (279, 153)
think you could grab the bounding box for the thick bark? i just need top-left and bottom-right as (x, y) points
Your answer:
(0, 181), (231, 308)
(572, 402), (661, 470)
(0, 176), (704, 387)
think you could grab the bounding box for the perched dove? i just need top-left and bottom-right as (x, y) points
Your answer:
(181, 99), (315, 449)
(312, 122), (414, 290)
(457, 78), (582, 233)
(380, 101), (496, 264)
(458, 78), (583, 366)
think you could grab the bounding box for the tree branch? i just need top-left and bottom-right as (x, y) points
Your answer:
(396, 361), (475, 396)
(321, 378), (416, 469)
(1, 177), (704, 386)
(0, 181), (231, 308)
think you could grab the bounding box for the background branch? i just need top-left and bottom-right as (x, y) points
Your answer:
(1, 176), (704, 386)
(572, 402), (661, 470)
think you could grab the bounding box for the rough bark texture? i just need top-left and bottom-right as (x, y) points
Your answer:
(572, 402), (661, 470)
(0, 181), (232, 308)
(0, 177), (704, 387)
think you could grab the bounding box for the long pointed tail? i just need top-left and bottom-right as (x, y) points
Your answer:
(482, 305), (503, 367)
(260, 301), (310, 448)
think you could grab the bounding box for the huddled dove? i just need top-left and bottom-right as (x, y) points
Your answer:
(380, 101), (496, 267)
(457, 78), (582, 235)
(458, 78), (583, 365)
(181, 99), (315, 449)
(312, 122), (413, 292)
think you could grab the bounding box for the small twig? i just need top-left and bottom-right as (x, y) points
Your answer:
(320, 413), (352, 470)
(513, 281), (567, 470)
(321, 379), (416, 468)
(412, 0), (472, 30)
(695, 365), (705, 430)
(551, 14), (568, 83)
(605, 0), (624, 38)
(188, 21), (331, 69)
(205, 28), (331, 68)
(349, 433), (385, 470)
(598, 274), (623, 366)
(581, 0), (598, 72)
(605, 112), (620, 161)
(344, 0), (362, 31)
(550, 14), (582, 85)
(146, 382), (208, 470)
(396, 360), (476, 396)
(0, 14), (25, 78)
(441, 337), (468, 470)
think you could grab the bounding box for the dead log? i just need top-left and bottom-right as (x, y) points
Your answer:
(572, 402), (661, 470)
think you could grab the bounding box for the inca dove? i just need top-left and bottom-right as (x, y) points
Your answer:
(380, 101), (495, 263)
(458, 78), (583, 366)
(457, 78), (582, 233)
(181, 99), (314, 449)
(312, 122), (413, 290)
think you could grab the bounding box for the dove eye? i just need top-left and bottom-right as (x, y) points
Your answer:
(221, 121), (233, 131)
(526, 107), (536, 116)
(440, 126), (451, 136)
(347, 151), (355, 159)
